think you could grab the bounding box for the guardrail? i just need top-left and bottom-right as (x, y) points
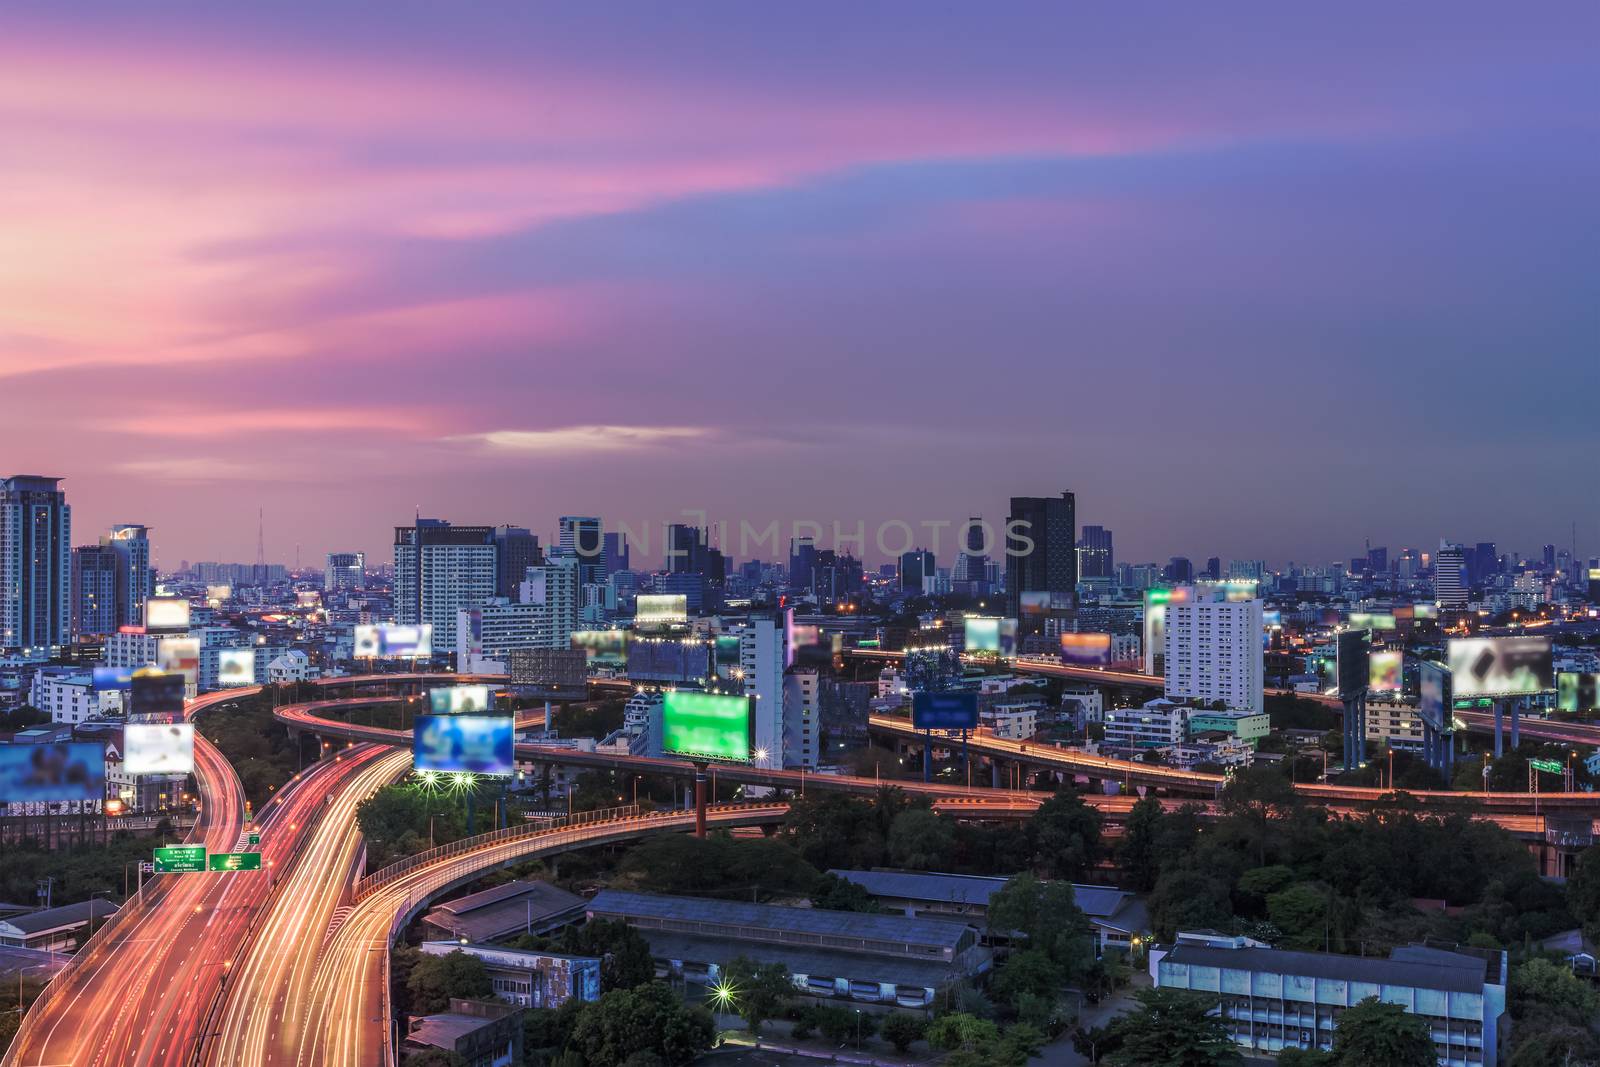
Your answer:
(353, 804), (642, 902)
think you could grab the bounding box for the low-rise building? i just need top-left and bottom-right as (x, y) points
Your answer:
(418, 942), (600, 1010)
(1151, 931), (1507, 1065)
(404, 997), (523, 1067)
(31, 668), (121, 724)
(1187, 710), (1270, 746)
(0, 899), (120, 953)
(982, 702), (1039, 741)
(421, 880), (586, 944)
(1103, 699), (1190, 749)
(1366, 701), (1425, 753)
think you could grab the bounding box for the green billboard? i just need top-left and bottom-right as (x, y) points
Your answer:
(661, 691), (751, 762)
(207, 851), (262, 872)
(153, 845), (207, 873)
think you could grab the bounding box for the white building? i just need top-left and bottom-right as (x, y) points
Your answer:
(103, 630), (162, 670)
(393, 520), (497, 652)
(267, 650), (315, 683)
(1164, 597), (1264, 713)
(1434, 541), (1468, 610)
(1104, 700), (1190, 749)
(521, 556), (579, 650)
(783, 669), (820, 768)
(738, 614), (785, 767)
(458, 598), (570, 672)
(31, 669), (121, 724)
(983, 702), (1039, 741)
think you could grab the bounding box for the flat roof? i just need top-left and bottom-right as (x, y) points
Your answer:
(1163, 943), (1491, 995)
(639, 931), (974, 989)
(406, 1014), (493, 1049)
(828, 870), (1009, 907)
(589, 890), (973, 949)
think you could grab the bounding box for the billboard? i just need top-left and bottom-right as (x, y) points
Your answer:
(1059, 632), (1113, 666)
(713, 634), (742, 665)
(0, 742), (105, 803)
(635, 594), (688, 627)
(1336, 629), (1370, 697)
(412, 715), (514, 775)
(963, 616), (1016, 657)
(145, 597), (191, 631)
(911, 691), (979, 730)
(1447, 637), (1553, 698)
(206, 584), (232, 605)
(130, 670), (186, 716)
(354, 623), (433, 659)
(571, 629), (628, 665)
(1348, 612), (1397, 631)
(428, 685), (493, 714)
(1413, 602), (1438, 620)
(1418, 661), (1451, 733)
(124, 723), (195, 775)
(93, 665), (134, 691)
(216, 648), (256, 687)
(660, 691), (751, 761)
(627, 639), (712, 684)
(1368, 650), (1403, 693)
(1557, 673), (1600, 713)
(158, 637), (200, 684)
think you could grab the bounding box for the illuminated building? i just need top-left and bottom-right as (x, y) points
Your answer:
(1077, 525), (1113, 581)
(393, 519), (496, 650)
(557, 516), (605, 587)
(783, 668), (820, 767)
(738, 611), (785, 766)
(324, 550), (365, 592)
(1435, 541), (1468, 610)
(520, 556), (579, 650)
(1164, 596), (1264, 713)
(71, 544), (118, 638)
(0, 476), (71, 652)
(1006, 492), (1076, 629)
(103, 524), (152, 627)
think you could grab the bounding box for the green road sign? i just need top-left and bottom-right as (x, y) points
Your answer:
(1529, 759), (1564, 775)
(247, 833), (260, 845)
(207, 852), (262, 872)
(153, 845), (207, 874)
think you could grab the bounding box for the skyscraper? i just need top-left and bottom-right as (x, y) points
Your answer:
(325, 551), (366, 592)
(1077, 525), (1113, 580)
(789, 537), (817, 591)
(0, 476), (71, 651)
(71, 544), (118, 638)
(1006, 492), (1076, 628)
(393, 519), (497, 650)
(898, 549), (935, 594)
(1163, 595), (1264, 713)
(103, 523), (152, 628)
(492, 526), (540, 598)
(1435, 541), (1468, 610)
(604, 531), (630, 575)
(557, 517), (605, 586)
(954, 517), (989, 592)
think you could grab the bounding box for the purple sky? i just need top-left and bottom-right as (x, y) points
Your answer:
(5, 3), (1597, 569)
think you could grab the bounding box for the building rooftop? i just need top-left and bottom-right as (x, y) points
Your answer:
(1163, 942), (1493, 995)
(828, 870), (1009, 908)
(423, 879), (585, 942)
(1, 898), (119, 936)
(640, 931), (975, 988)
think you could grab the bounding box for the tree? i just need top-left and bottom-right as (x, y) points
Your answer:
(1149, 868), (1233, 941)
(990, 949), (1063, 1016)
(987, 873), (1095, 979)
(1106, 987), (1241, 1067)
(1266, 883), (1332, 951)
(1219, 765), (1298, 866)
(406, 950), (492, 1014)
(927, 1012), (1001, 1055)
(1027, 788), (1103, 880)
(1117, 797), (1164, 892)
(722, 956), (793, 1035)
(887, 807), (956, 869)
(558, 919), (655, 991)
(810, 872), (882, 913)
(1509, 957), (1600, 1025)
(1567, 844), (1600, 944)
(568, 982), (715, 1066)
(879, 1012), (925, 1053)
(1328, 997), (1434, 1067)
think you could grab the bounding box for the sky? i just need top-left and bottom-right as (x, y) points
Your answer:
(4, 2), (1597, 570)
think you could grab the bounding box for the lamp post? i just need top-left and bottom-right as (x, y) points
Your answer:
(428, 813), (445, 850)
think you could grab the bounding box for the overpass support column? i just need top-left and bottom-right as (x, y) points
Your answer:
(693, 764), (708, 839)
(1510, 698), (1522, 751)
(991, 758), (1002, 789)
(1494, 702), (1504, 758)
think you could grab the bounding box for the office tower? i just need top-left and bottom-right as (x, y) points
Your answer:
(557, 517), (606, 587)
(71, 544), (118, 638)
(104, 524), (152, 628)
(1471, 542), (1498, 585)
(1163, 595), (1264, 713)
(954, 517), (990, 591)
(1367, 546), (1388, 573)
(1543, 544), (1557, 572)
(1203, 557), (1222, 581)
(0, 476), (71, 651)
(324, 551), (366, 592)
(1006, 492), (1077, 624)
(666, 523), (702, 574)
(1228, 559), (1265, 581)
(1435, 541), (1468, 610)
(1164, 557), (1194, 583)
(604, 531), (630, 575)
(491, 526), (540, 598)
(739, 612), (785, 767)
(898, 549), (935, 594)
(812, 552), (863, 603)
(393, 519), (496, 650)
(789, 537), (817, 591)
(520, 555), (579, 648)
(1077, 525), (1113, 581)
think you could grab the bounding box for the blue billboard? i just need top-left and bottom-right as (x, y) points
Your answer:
(92, 666), (134, 691)
(0, 742), (106, 803)
(911, 692), (978, 731)
(413, 715), (514, 775)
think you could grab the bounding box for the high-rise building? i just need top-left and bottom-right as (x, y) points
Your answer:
(1228, 559), (1265, 581)
(557, 517), (606, 587)
(0, 476), (71, 651)
(954, 517), (990, 592)
(1006, 493), (1077, 624)
(103, 524), (152, 628)
(393, 519), (497, 651)
(1203, 557), (1222, 581)
(492, 526), (541, 598)
(520, 555), (579, 650)
(789, 537), (817, 591)
(739, 611), (786, 767)
(71, 544), (118, 638)
(783, 669), (820, 769)
(604, 531), (630, 575)
(1436, 541), (1468, 610)
(1367, 546), (1388, 574)
(1543, 544), (1557, 572)
(1163, 596), (1264, 713)
(1165, 557), (1195, 583)
(666, 523), (702, 574)
(898, 549), (935, 594)
(1471, 542), (1498, 585)
(325, 551), (366, 592)
(1077, 525), (1113, 581)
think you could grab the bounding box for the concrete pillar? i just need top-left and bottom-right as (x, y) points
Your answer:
(1494, 702), (1504, 758)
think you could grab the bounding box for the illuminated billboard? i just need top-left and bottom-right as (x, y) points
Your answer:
(130, 670), (186, 716)
(216, 648), (256, 687)
(627, 639), (712, 684)
(1447, 637), (1553, 698)
(1368, 650), (1403, 693)
(157, 636), (200, 685)
(1413, 603), (1437, 620)
(911, 691), (978, 730)
(124, 723), (195, 775)
(963, 616), (1016, 657)
(714, 635), (742, 665)
(428, 685), (493, 714)
(660, 691), (751, 762)
(1059, 632), (1113, 667)
(412, 715), (514, 775)
(93, 666), (134, 691)
(1418, 661), (1451, 733)
(354, 623), (433, 659)
(635, 594), (688, 627)
(1558, 673), (1600, 713)
(144, 597), (191, 631)
(0, 742), (105, 803)
(1336, 630), (1370, 697)
(206, 584), (232, 605)
(1348, 613), (1397, 631)
(571, 630), (628, 665)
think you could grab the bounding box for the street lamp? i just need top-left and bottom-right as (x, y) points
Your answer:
(428, 813), (446, 849)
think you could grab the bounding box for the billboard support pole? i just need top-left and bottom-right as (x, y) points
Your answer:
(693, 763), (708, 838)
(922, 730), (931, 783)
(1510, 697), (1522, 750)
(1493, 701), (1504, 758)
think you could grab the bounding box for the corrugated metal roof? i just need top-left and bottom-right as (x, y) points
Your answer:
(2, 899), (119, 935)
(588, 890), (973, 949)
(828, 870), (1008, 907)
(1163, 943), (1490, 995)
(638, 931), (973, 988)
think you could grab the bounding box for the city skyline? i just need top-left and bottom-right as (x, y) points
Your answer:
(6, 2), (1597, 567)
